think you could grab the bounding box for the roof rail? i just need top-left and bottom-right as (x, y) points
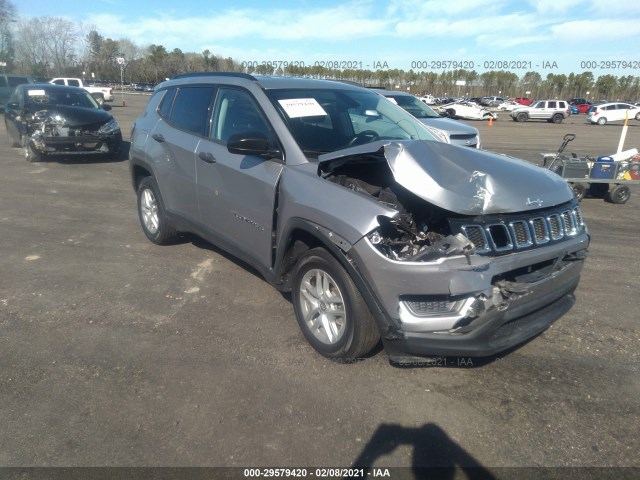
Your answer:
(171, 71), (257, 81)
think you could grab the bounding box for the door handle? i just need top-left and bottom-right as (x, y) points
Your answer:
(151, 133), (165, 143)
(198, 151), (216, 164)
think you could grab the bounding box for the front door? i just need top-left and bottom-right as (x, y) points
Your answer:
(196, 87), (283, 270)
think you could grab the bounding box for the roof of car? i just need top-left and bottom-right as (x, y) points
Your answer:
(165, 72), (366, 91)
(21, 83), (88, 93)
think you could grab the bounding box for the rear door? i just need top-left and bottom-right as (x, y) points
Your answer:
(146, 85), (216, 223)
(195, 86), (283, 269)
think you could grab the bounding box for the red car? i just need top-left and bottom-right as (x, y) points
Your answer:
(574, 103), (591, 113)
(510, 97), (533, 106)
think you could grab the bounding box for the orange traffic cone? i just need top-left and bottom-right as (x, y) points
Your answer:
(488, 117), (493, 126)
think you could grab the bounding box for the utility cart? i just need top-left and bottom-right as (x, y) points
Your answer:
(542, 134), (640, 204)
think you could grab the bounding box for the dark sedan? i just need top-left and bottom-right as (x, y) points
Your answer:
(4, 83), (122, 162)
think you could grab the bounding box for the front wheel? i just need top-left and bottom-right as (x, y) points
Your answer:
(597, 117), (607, 125)
(571, 183), (587, 201)
(516, 112), (528, 122)
(136, 176), (177, 244)
(292, 248), (379, 359)
(24, 140), (42, 163)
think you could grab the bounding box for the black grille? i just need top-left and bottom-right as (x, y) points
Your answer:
(453, 205), (585, 256)
(450, 134), (476, 140)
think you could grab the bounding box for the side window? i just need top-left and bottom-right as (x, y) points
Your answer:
(558, 102), (566, 108)
(604, 105), (615, 110)
(548, 101), (556, 108)
(157, 88), (176, 119)
(68, 79), (80, 87)
(212, 88), (270, 143)
(52, 79), (65, 85)
(168, 86), (216, 136)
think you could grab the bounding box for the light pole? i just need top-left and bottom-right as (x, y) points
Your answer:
(117, 56), (126, 106)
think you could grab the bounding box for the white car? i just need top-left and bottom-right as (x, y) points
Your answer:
(587, 102), (640, 125)
(435, 101), (497, 120)
(497, 101), (522, 111)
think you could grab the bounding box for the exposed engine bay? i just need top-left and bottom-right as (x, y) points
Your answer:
(320, 154), (474, 261)
(27, 110), (111, 154)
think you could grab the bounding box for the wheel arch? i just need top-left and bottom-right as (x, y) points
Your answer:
(273, 219), (397, 337)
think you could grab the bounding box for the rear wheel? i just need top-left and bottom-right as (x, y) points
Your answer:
(607, 184), (631, 204)
(5, 120), (21, 147)
(292, 247), (379, 360)
(551, 113), (564, 124)
(136, 176), (177, 244)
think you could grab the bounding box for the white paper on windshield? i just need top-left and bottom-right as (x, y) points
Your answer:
(278, 98), (327, 118)
(27, 90), (47, 96)
(387, 97), (398, 104)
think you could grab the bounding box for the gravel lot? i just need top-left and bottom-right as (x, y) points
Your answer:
(1, 93), (638, 478)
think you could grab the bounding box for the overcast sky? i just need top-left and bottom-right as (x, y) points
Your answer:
(17, 0), (640, 75)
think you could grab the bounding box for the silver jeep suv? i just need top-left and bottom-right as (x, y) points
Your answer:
(129, 73), (589, 364)
(510, 100), (571, 123)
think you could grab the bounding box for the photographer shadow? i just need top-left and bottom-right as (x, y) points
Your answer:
(350, 423), (496, 480)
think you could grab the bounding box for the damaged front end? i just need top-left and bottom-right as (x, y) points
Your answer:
(24, 109), (122, 160)
(318, 140), (589, 357)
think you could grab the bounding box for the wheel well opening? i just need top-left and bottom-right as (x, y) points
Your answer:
(132, 165), (152, 190)
(276, 230), (325, 291)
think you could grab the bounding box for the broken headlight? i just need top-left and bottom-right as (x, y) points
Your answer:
(98, 118), (120, 135)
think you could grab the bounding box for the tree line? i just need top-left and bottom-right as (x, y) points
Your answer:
(1, 3), (639, 101)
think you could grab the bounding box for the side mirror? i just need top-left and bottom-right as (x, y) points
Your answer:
(227, 132), (283, 160)
(102, 104), (112, 111)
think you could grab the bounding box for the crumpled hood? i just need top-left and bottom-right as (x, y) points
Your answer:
(33, 105), (112, 127)
(318, 140), (573, 215)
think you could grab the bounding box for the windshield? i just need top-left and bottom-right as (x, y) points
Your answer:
(267, 88), (438, 157)
(25, 87), (100, 109)
(385, 94), (441, 119)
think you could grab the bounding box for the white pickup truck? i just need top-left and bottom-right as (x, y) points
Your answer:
(49, 78), (113, 104)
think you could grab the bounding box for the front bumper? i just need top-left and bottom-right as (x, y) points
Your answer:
(30, 131), (122, 156)
(350, 231), (589, 360)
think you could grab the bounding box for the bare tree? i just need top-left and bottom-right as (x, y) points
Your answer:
(15, 16), (79, 76)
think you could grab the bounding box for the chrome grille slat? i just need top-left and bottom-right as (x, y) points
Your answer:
(458, 206), (585, 255)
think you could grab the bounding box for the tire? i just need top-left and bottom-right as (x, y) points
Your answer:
(136, 176), (177, 244)
(292, 247), (380, 359)
(445, 109), (456, 118)
(589, 183), (609, 198)
(636, 112), (640, 121)
(606, 185), (631, 204)
(571, 183), (587, 201)
(23, 140), (42, 163)
(597, 117), (607, 125)
(516, 112), (528, 122)
(551, 113), (563, 124)
(5, 120), (21, 147)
